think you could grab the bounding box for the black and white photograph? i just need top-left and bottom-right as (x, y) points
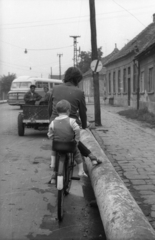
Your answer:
(1, 0), (155, 239)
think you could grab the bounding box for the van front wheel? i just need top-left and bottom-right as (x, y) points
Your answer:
(18, 113), (25, 136)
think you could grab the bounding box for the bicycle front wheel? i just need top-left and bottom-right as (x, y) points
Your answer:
(57, 154), (65, 222)
(57, 189), (64, 221)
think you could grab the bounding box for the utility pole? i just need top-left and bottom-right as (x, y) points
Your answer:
(57, 54), (63, 79)
(70, 36), (80, 67)
(89, 0), (101, 126)
(50, 67), (52, 79)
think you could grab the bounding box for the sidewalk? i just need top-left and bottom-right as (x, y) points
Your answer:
(87, 104), (155, 230)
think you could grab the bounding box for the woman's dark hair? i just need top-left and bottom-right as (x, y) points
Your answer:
(63, 67), (83, 86)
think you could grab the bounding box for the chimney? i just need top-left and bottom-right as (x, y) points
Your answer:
(115, 43), (117, 49)
(153, 13), (155, 23)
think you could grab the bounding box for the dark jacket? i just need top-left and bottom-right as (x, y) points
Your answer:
(48, 82), (87, 129)
(24, 90), (42, 105)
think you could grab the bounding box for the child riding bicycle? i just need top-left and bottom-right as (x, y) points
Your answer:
(47, 99), (87, 184)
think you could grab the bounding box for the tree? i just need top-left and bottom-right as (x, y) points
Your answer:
(78, 47), (103, 73)
(0, 74), (16, 93)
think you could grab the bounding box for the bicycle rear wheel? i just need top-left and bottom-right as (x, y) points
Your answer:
(64, 153), (74, 195)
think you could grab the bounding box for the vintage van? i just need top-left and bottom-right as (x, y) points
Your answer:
(7, 76), (62, 107)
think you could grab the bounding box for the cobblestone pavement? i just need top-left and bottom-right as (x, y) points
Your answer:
(87, 103), (155, 230)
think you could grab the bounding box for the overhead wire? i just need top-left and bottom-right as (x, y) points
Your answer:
(1, 4), (155, 30)
(0, 4), (155, 27)
(27, 45), (73, 51)
(0, 40), (73, 51)
(112, 0), (146, 27)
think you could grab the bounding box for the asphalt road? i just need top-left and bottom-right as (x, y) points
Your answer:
(0, 104), (106, 240)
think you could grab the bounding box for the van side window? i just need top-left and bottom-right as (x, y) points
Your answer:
(20, 82), (30, 88)
(11, 82), (20, 88)
(43, 83), (48, 89)
(36, 82), (49, 89)
(36, 82), (43, 88)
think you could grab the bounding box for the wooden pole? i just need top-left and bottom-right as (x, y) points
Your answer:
(89, 0), (101, 126)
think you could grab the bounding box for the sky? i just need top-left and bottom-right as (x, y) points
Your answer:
(0, 0), (155, 78)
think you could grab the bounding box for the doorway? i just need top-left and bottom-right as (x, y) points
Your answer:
(128, 78), (131, 106)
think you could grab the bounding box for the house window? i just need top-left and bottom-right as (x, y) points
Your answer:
(123, 68), (127, 92)
(109, 72), (111, 94)
(140, 71), (144, 92)
(128, 67), (131, 75)
(118, 70), (121, 93)
(148, 67), (153, 92)
(133, 63), (138, 92)
(113, 72), (116, 93)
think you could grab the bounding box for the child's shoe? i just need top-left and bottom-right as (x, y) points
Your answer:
(78, 171), (88, 177)
(48, 172), (56, 184)
(88, 153), (102, 166)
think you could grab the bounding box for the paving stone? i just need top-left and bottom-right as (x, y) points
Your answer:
(133, 185), (155, 190)
(151, 205), (155, 210)
(124, 171), (139, 175)
(130, 180), (146, 185)
(123, 174), (150, 180)
(151, 211), (155, 218)
(149, 176), (155, 180)
(122, 179), (130, 183)
(151, 221), (155, 228)
(141, 195), (155, 200)
(144, 199), (155, 204)
(139, 191), (155, 195)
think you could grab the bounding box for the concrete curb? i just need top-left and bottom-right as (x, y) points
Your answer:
(80, 129), (155, 240)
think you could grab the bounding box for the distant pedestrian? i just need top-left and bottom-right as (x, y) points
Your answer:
(24, 85), (42, 105)
(40, 86), (51, 105)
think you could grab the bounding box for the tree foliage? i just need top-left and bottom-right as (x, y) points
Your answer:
(77, 47), (103, 73)
(0, 74), (16, 92)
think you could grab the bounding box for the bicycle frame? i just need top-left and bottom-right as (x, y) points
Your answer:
(52, 140), (77, 221)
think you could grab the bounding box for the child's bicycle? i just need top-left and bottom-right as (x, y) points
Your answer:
(52, 140), (80, 222)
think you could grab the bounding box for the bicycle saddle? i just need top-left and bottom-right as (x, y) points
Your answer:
(53, 141), (76, 153)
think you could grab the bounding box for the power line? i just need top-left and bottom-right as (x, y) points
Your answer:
(27, 45), (72, 51)
(112, 0), (146, 27)
(0, 40), (72, 51)
(0, 40), (23, 49)
(1, 5), (154, 30)
(1, 4), (155, 27)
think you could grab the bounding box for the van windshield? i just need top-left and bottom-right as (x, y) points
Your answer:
(11, 82), (31, 89)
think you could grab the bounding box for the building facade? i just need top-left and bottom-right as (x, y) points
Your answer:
(105, 14), (155, 113)
(135, 36), (155, 113)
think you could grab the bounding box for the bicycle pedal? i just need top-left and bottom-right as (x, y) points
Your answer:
(71, 176), (80, 180)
